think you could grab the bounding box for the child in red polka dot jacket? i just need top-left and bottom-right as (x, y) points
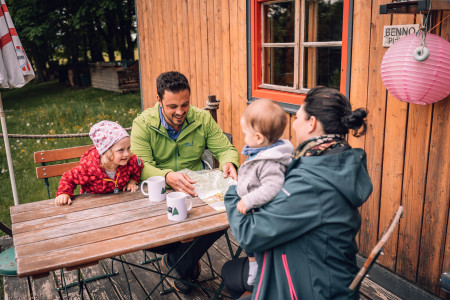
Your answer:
(55, 120), (144, 206)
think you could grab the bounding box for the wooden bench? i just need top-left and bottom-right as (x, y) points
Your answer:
(34, 145), (93, 199)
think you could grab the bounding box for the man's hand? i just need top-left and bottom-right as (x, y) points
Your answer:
(165, 172), (197, 196)
(237, 199), (247, 215)
(55, 194), (72, 206)
(222, 162), (237, 181)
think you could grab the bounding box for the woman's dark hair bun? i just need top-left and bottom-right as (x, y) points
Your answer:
(303, 87), (369, 137)
(342, 108), (368, 137)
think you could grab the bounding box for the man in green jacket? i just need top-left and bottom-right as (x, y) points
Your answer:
(130, 71), (240, 294)
(131, 71), (239, 196)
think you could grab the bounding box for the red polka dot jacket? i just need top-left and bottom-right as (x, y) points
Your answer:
(56, 147), (144, 198)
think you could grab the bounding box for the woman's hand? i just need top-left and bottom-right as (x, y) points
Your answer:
(237, 199), (248, 215)
(124, 181), (139, 192)
(55, 194), (72, 206)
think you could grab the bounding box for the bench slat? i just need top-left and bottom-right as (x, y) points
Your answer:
(34, 145), (92, 164)
(35, 161), (80, 179)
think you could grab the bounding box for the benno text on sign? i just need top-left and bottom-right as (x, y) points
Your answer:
(383, 24), (420, 47)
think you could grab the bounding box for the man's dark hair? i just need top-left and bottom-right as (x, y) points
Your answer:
(156, 71), (190, 100)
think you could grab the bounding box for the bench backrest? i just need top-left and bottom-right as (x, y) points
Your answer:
(34, 145), (93, 179)
(34, 145), (93, 199)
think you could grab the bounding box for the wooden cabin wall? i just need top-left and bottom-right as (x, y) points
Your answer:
(136, 0), (449, 296)
(136, 0), (249, 161)
(348, 1), (450, 296)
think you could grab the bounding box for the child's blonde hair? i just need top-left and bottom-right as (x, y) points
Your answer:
(242, 99), (287, 144)
(100, 146), (133, 170)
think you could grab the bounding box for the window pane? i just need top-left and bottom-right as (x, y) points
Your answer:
(303, 47), (341, 89)
(304, 0), (343, 42)
(263, 47), (294, 87)
(263, 1), (295, 44)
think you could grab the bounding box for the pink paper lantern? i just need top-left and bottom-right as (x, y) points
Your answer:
(381, 32), (450, 105)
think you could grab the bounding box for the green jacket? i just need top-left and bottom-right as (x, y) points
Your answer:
(130, 103), (240, 180)
(225, 148), (373, 300)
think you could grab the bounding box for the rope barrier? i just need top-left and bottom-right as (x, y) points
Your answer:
(0, 127), (132, 139)
(202, 99), (220, 110)
(0, 99), (220, 139)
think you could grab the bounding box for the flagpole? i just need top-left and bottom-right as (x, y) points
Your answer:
(0, 91), (19, 206)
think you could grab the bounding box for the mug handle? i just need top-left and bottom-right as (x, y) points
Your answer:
(141, 181), (149, 196)
(186, 195), (193, 211)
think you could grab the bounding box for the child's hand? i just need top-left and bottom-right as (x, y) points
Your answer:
(237, 200), (248, 215)
(124, 181), (139, 192)
(55, 194), (72, 206)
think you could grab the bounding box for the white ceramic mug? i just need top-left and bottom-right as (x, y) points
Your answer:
(166, 192), (193, 221)
(141, 176), (166, 202)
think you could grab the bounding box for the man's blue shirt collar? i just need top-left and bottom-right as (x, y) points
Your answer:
(159, 106), (182, 141)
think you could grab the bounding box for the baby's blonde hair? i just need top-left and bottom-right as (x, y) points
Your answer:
(242, 99), (287, 144)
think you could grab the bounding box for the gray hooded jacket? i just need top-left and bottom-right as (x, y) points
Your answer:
(237, 139), (294, 210)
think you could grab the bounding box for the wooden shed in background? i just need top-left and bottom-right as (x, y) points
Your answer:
(135, 0), (450, 298)
(90, 61), (140, 93)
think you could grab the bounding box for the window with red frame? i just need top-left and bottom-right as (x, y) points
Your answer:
(251, 0), (350, 105)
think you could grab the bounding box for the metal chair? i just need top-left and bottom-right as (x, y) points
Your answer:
(348, 206), (404, 297)
(0, 222), (16, 276)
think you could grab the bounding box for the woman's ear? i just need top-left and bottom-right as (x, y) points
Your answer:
(307, 116), (317, 133)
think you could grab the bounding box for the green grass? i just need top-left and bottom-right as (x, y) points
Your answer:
(0, 81), (142, 232)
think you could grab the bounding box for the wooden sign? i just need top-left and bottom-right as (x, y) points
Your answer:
(383, 24), (420, 47)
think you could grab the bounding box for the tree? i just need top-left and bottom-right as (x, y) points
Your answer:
(7, 0), (137, 82)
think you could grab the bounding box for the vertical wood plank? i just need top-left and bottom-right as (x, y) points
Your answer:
(136, 0), (153, 109)
(150, 0), (160, 108)
(418, 96), (450, 294)
(155, 0), (165, 73)
(306, 1), (318, 88)
(289, 114), (297, 148)
(377, 13), (413, 270)
(222, 0), (232, 134)
(439, 13), (450, 298)
(200, 0), (210, 102)
(214, 0), (225, 128)
(230, 0), (241, 150)
(171, 0), (180, 70)
(193, 0), (205, 109)
(347, 0), (372, 150)
(396, 103), (433, 282)
(162, 0), (175, 70)
(281, 113), (291, 140)
(418, 12), (450, 294)
(177, 0), (190, 81)
(237, 0), (247, 164)
(187, 0), (199, 108)
(358, 0), (391, 257)
(207, 0), (217, 98)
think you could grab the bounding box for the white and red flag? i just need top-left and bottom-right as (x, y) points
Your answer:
(0, 0), (34, 88)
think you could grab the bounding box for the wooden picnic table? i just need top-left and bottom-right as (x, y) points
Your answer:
(10, 191), (230, 279)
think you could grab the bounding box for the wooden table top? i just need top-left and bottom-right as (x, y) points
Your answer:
(10, 191), (229, 277)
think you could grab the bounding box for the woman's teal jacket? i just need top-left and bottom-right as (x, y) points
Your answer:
(225, 148), (373, 300)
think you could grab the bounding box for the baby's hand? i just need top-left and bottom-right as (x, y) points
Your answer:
(237, 200), (248, 215)
(55, 194), (72, 206)
(124, 181), (139, 192)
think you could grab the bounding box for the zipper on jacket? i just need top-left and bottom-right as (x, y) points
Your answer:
(174, 144), (179, 171)
(255, 251), (267, 300)
(281, 254), (298, 300)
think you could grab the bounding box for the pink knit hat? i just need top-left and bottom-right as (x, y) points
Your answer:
(89, 121), (129, 155)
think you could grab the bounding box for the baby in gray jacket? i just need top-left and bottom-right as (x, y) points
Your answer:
(237, 99), (294, 285)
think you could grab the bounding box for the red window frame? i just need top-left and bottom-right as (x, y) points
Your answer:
(251, 0), (350, 105)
